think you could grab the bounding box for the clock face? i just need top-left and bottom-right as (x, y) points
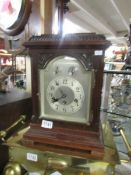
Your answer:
(39, 56), (93, 124)
(46, 76), (85, 114)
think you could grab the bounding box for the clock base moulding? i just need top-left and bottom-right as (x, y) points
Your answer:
(22, 123), (104, 160)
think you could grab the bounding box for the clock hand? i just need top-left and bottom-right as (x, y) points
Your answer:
(52, 94), (67, 103)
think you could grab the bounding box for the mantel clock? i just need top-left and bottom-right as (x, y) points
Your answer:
(23, 33), (110, 159)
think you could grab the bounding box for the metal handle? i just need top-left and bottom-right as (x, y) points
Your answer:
(47, 158), (68, 169)
(0, 115), (26, 142)
(43, 158), (68, 175)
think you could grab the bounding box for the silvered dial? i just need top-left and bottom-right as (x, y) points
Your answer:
(47, 76), (85, 114)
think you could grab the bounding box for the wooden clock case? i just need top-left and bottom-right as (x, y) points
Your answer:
(23, 33), (110, 159)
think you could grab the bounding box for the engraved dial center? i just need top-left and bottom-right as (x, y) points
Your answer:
(46, 76), (85, 114)
(52, 87), (74, 105)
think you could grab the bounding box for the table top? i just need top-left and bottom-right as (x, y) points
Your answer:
(0, 88), (31, 106)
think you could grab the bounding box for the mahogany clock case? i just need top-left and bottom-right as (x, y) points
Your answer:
(23, 33), (110, 159)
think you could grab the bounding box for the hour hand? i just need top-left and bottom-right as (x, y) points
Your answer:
(51, 97), (59, 103)
(51, 94), (66, 103)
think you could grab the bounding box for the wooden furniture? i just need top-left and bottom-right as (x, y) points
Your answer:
(0, 89), (32, 130)
(23, 33), (110, 159)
